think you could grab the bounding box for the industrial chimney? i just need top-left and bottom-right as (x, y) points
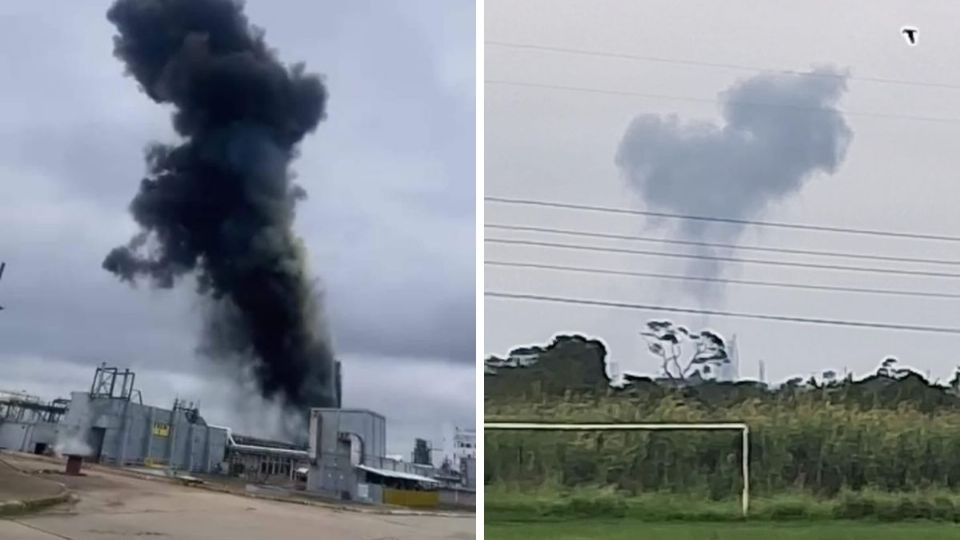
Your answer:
(335, 361), (342, 408)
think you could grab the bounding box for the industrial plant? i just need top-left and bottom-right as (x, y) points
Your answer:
(0, 364), (475, 509)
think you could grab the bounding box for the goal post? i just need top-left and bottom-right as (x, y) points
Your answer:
(485, 422), (750, 517)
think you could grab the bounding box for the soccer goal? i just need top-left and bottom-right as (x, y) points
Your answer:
(485, 422), (751, 517)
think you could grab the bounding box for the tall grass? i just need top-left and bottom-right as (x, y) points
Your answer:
(487, 394), (960, 497)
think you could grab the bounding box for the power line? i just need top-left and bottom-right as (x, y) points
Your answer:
(486, 260), (960, 300)
(485, 238), (960, 279)
(486, 79), (960, 125)
(486, 291), (960, 335)
(486, 40), (960, 91)
(486, 224), (960, 266)
(485, 196), (960, 243)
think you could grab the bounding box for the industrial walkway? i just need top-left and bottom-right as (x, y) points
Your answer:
(0, 455), (474, 539)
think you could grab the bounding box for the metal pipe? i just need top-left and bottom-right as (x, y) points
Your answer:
(168, 411), (178, 473)
(228, 443), (310, 458)
(209, 425), (309, 458)
(118, 394), (130, 465)
(207, 424), (234, 445)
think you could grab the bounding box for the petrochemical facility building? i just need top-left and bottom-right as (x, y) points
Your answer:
(0, 363), (474, 509)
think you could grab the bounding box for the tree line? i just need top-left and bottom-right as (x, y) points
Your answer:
(485, 334), (960, 497)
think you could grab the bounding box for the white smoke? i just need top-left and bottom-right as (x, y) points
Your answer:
(54, 424), (92, 457)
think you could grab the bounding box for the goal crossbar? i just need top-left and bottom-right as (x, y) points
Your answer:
(485, 421), (750, 517)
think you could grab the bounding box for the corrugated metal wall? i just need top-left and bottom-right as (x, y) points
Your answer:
(61, 392), (227, 473)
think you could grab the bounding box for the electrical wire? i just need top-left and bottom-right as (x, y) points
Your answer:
(486, 40), (960, 91)
(486, 79), (960, 125)
(485, 196), (960, 243)
(485, 238), (960, 279)
(486, 291), (960, 335)
(485, 260), (960, 300)
(485, 224), (960, 266)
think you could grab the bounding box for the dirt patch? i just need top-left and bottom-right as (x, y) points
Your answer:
(0, 460), (64, 502)
(36, 471), (128, 493)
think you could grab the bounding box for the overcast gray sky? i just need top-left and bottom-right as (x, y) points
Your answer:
(0, 0), (475, 455)
(485, 1), (960, 384)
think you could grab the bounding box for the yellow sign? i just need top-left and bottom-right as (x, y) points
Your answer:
(152, 422), (170, 437)
(383, 488), (439, 508)
(144, 457), (167, 468)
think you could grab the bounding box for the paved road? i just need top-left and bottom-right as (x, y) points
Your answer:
(0, 460), (63, 503)
(0, 463), (474, 540)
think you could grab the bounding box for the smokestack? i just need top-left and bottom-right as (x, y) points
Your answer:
(335, 360), (342, 408)
(0, 262), (6, 311)
(102, 0), (336, 416)
(616, 67), (853, 298)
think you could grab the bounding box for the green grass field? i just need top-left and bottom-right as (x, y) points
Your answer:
(486, 520), (960, 540)
(486, 488), (960, 538)
(485, 486), (960, 522)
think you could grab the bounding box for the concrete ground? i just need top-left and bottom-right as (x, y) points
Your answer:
(0, 454), (475, 540)
(0, 460), (64, 504)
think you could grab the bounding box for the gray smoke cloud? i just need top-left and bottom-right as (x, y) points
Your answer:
(615, 66), (853, 297)
(101, 0), (336, 426)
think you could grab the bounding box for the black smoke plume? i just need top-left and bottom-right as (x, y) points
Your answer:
(102, 0), (337, 415)
(616, 67), (853, 298)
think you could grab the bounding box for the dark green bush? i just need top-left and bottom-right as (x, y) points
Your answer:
(768, 502), (810, 520)
(834, 493), (876, 520)
(930, 496), (956, 521)
(540, 493), (627, 519)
